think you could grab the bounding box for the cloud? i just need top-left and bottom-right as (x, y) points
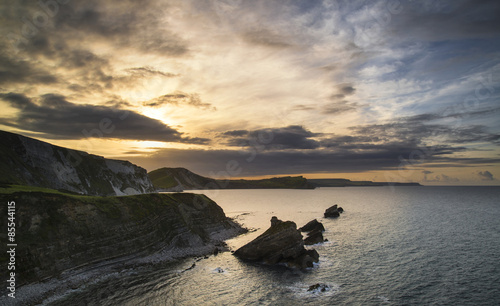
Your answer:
(390, 1), (500, 42)
(124, 67), (178, 78)
(292, 104), (316, 111)
(222, 125), (321, 150)
(53, 1), (189, 56)
(221, 130), (249, 137)
(241, 28), (292, 49)
(349, 113), (500, 147)
(322, 83), (359, 114)
(0, 0), (499, 180)
(421, 171), (460, 182)
(143, 92), (215, 110)
(323, 100), (359, 115)
(422, 170), (433, 181)
(437, 174), (459, 182)
(0, 53), (58, 85)
(477, 170), (495, 181)
(129, 146), (500, 177)
(0, 92), (208, 144)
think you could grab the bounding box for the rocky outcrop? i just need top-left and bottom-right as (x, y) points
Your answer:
(0, 190), (245, 285)
(299, 219), (325, 232)
(300, 219), (326, 245)
(324, 205), (344, 218)
(0, 130), (155, 196)
(233, 217), (319, 268)
(304, 230), (325, 245)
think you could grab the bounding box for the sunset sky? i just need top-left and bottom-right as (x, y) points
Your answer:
(1, 0), (499, 185)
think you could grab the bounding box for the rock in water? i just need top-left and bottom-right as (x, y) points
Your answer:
(304, 230), (324, 245)
(233, 217), (319, 268)
(308, 283), (330, 292)
(299, 219), (325, 232)
(324, 205), (343, 218)
(300, 219), (326, 245)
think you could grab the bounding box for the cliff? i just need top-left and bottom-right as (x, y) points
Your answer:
(0, 185), (245, 286)
(0, 130), (155, 196)
(149, 167), (315, 190)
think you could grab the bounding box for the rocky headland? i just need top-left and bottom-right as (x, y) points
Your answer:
(149, 167), (315, 190)
(0, 187), (246, 288)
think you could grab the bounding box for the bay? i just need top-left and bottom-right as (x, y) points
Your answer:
(46, 186), (500, 305)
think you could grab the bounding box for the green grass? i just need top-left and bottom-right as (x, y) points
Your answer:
(149, 172), (179, 189)
(0, 184), (130, 202)
(0, 184), (73, 195)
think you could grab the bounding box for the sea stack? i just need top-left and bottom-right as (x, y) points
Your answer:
(233, 217), (319, 268)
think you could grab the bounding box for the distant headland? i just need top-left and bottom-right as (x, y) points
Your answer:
(149, 167), (421, 191)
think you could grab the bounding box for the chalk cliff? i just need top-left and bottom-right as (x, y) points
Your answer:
(0, 130), (155, 196)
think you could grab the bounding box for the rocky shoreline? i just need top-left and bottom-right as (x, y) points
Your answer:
(3, 228), (241, 305)
(0, 189), (246, 301)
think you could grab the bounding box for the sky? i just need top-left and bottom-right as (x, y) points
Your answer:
(1, 0), (499, 185)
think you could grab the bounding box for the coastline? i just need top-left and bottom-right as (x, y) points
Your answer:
(0, 188), (246, 304)
(3, 224), (243, 305)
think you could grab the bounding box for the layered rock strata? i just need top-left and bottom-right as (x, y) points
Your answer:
(0, 190), (245, 285)
(234, 217), (319, 268)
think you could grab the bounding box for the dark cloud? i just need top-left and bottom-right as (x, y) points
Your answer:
(0, 92), (208, 144)
(242, 28), (292, 49)
(349, 113), (500, 147)
(0, 0), (187, 98)
(323, 100), (359, 115)
(0, 53), (57, 85)
(340, 85), (356, 95)
(391, 1), (500, 41)
(223, 125), (321, 150)
(330, 84), (356, 100)
(478, 170), (495, 181)
(124, 67), (178, 78)
(129, 145), (499, 177)
(143, 92), (215, 110)
(323, 83), (359, 114)
(53, 1), (189, 56)
(221, 130), (249, 137)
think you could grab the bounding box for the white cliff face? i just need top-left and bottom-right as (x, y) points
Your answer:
(1, 130), (156, 196)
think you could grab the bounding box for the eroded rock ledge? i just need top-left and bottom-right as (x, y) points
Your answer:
(0, 191), (245, 286)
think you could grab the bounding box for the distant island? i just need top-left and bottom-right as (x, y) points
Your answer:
(148, 167), (421, 191)
(308, 179), (421, 187)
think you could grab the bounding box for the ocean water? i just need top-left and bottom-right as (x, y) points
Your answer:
(45, 187), (500, 305)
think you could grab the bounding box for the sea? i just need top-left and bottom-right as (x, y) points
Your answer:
(41, 187), (500, 305)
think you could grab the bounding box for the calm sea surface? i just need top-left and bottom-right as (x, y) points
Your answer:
(46, 187), (500, 305)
